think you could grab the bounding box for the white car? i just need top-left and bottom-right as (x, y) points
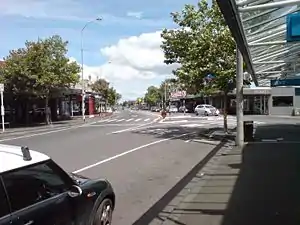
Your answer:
(194, 104), (219, 116)
(169, 106), (178, 113)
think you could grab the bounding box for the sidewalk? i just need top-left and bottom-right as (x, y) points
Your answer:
(144, 123), (300, 225)
(0, 113), (113, 137)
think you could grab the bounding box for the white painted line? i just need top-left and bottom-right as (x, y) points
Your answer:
(135, 118), (142, 122)
(180, 124), (204, 128)
(159, 120), (189, 124)
(87, 124), (138, 127)
(126, 118), (134, 122)
(73, 132), (192, 173)
(0, 123), (90, 142)
(107, 119), (116, 122)
(185, 139), (191, 143)
(109, 122), (154, 134)
(116, 119), (125, 122)
(144, 118), (150, 121)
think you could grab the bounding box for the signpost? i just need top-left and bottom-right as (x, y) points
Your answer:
(0, 83), (4, 132)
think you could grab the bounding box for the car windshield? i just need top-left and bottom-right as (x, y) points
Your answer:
(206, 105), (214, 108)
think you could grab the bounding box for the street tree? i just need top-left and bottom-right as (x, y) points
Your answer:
(161, 0), (237, 132)
(144, 86), (161, 106)
(1, 35), (80, 124)
(90, 78), (110, 97)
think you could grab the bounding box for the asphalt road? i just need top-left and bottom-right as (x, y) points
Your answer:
(1, 110), (218, 225)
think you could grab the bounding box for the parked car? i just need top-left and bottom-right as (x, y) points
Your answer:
(169, 106), (178, 113)
(0, 144), (115, 225)
(194, 104), (219, 116)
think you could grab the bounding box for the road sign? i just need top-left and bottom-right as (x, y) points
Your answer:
(0, 83), (4, 92)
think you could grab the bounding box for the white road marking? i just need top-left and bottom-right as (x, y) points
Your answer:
(109, 122), (155, 134)
(144, 118), (150, 121)
(85, 124), (138, 127)
(116, 119), (125, 122)
(126, 118), (134, 122)
(159, 120), (189, 124)
(0, 123), (89, 142)
(107, 119), (117, 122)
(135, 118), (142, 122)
(73, 132), (192, 173)
(180, 124), (204, 127)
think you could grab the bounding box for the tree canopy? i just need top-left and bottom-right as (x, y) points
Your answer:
(161, 0), (240, 132)
(161, 0), (236, 96)
(90, 78), (121, 106)
(1, 35), (80, 99)
(144, 86), (162, 106)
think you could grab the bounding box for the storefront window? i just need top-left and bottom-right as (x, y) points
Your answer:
(272, 96), (293, 107)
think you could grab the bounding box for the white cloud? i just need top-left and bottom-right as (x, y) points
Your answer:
(126, 11), (143, 19)
(78, 31), (178, 100)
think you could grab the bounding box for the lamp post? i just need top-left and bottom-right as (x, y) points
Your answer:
(81, 17), (101, 122)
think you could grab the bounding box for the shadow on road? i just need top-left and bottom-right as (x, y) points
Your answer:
(133, 123), (300, 225)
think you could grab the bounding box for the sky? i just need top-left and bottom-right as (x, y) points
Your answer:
(0, 0), (205, 100)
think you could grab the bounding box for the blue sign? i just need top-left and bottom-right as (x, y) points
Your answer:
(287, 13), (300, 42)
(271, 78), (300, 87)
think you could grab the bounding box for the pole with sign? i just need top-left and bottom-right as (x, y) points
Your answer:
(0, 84), (4, 132)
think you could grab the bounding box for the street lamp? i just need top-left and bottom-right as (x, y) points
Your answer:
(81, 17), (102, 122)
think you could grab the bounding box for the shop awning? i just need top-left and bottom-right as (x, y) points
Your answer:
(217, 0), (300, 86)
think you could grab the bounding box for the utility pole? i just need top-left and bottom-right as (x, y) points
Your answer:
(236, 47), (244, 147)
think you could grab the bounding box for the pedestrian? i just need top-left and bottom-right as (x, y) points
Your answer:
(46, 106), (52, 125)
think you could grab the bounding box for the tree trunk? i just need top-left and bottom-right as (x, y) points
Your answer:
(223, 92), (228, 134)
(45, 96), (49, 125)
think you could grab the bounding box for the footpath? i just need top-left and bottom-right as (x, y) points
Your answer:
(145, 122), (300, 225)
(0, 113), (113, 139)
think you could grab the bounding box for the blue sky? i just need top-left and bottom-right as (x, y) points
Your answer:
(0, 0), (204, 100)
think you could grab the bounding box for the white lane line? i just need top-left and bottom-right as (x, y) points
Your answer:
(73, 132), (192, 173)
(87, 124), (138, 127)
(144, 118), (150, 121)
(126, 118), (134, 122)
(135, 118), (142, 122)
(116, 119), (125, 122)
(109, 121), (156, 134)
(107, 119), (117, 122)
(159, 120), (189, 124)
(0, 123), (90, 142)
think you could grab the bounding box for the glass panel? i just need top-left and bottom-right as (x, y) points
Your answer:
(232, 0), (300, 82)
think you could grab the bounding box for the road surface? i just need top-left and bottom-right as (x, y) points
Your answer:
(0, 109), (218, 225)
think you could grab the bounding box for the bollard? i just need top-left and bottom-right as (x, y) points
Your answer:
(244, 121), (254, 142)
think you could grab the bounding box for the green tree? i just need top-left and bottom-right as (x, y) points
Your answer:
(144, 86), (162, 106)
(90, 78), (110, 98)
(161, 0), (236, 132)
(1, 35), (80, 124)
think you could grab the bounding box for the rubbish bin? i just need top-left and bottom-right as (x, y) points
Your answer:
(244, 121), (254, 142)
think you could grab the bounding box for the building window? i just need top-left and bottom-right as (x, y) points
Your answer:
(272, 96), (293, 107)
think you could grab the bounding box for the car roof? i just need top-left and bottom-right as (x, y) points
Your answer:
(0, 144), (50, 174)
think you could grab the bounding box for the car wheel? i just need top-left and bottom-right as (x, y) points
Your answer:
(195, 112), (199, 116)
(204, 111), (208, 116)
(93, 198), (113, 225)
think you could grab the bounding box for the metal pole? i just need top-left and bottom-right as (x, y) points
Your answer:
(236, 47), (244, 147)
(80, 18), (101, 122)
(1, 91), (4, 132)
(80, 43), (85, 122)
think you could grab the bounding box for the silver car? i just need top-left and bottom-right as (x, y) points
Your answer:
(194, 104), (219, 116)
